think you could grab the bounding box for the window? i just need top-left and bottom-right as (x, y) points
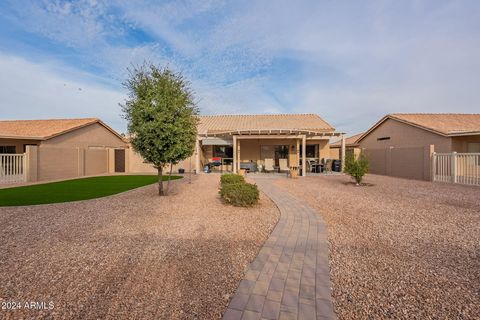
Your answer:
(213, 146), (233, 158)
(377, 137), (391, 141)
(0, 146), (16, 154)
(467, 142), (480, 153)
(299, 144), (319, 158)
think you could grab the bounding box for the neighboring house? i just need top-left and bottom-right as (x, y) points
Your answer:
(357, 113), (480, 180)
(0, 118), (127, 182)
(192, 114), (343, 176)
(330, 132), (363, 159)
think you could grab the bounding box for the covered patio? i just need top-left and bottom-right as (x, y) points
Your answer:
(195, 130), (345, 176)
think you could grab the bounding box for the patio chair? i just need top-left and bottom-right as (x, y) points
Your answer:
(279, 158), (289, 172)
(324, 159), (333, 173)
(264, 158), (274, 172)
(256, 159), (264, 173)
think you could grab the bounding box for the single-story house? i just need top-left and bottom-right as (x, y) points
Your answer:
(191, 114), (344, 176)
(0, 118), (127, 182)
(357, 113), (480, 180)
(330, 132), (363, 159)
(1, 114), (346, 183)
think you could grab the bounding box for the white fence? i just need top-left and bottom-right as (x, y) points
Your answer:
(432, 152), (480, 186)
(0, 154), (26, 184)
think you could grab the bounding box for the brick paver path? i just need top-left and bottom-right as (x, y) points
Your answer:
(223, 176), (337, 320)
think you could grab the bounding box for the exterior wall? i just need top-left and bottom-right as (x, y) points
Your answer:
(359, 118), (452, 152)
(41, 122), (126, 149)
(0, 138), (40, 154)
(126, 147), (195, 174)
(451, 135), (480, 152)
(359, 119), (453, 181)
(37, 147), (80, 181)
(85, 149), (108, 176)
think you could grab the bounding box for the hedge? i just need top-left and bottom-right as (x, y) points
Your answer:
(220, 173), (245, 185)
(219, 182), (259, 207)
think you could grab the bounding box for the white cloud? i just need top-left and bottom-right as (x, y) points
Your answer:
(0, 53), (127, 133)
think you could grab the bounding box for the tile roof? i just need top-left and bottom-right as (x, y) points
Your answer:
(0, 118), (119, 140)
(330, 132), (364, 147)
(388, 113), (480, 135)
(197, 114), (335, 135)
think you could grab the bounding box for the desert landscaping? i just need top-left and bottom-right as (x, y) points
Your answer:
(274, 174), (480, 319)
(0, 175), (279, 319)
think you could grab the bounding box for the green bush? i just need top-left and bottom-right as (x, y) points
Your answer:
(344, 153), (369, 184)
(219, 182), (259, 207)
(220, 173), (245, 185)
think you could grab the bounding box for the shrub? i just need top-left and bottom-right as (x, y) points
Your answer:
(219, 182), (259, 207)
(344, 153), (369, 185)
(220, 173), (245, 185)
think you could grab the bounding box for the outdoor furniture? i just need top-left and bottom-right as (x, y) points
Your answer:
(256, 159), (265, 173)
(264, 158), (274, 172)
(312, 163), (324, 173)
(279, 159), (289, 172)
(324, 159), (333, 173)
(240, 162), (257, 172)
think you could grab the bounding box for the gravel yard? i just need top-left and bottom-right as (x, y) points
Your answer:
(0, 174), (279, 319)
(274, 174), (480, 319)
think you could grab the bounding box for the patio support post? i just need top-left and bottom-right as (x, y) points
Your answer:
(302, 135), (306, 176)
(341, 134), (346, 172)
(195, 138), (201, 174)
(296, 139), (300, 167)
(233, 135), (237, 173)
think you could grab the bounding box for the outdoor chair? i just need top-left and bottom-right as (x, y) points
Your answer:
(324, 159), (333, 173)
(279, 159), (289, 172)
(264, 158), (274, 172)
(256, 159), (264, 172)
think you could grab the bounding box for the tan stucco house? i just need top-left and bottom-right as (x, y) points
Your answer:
(357, 113), (480, 180)
(190, 114), (343, 176)
(0, 118), (127, 182)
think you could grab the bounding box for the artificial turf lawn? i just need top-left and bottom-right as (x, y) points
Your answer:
(0, 175), (181, 206)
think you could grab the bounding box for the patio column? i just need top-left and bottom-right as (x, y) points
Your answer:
(195, 138), (201, 174)
(296, 139), (300, 167)
(302, 135), (306, 176)
(341, 134), (346, 172)
(233, 135), (237, 173)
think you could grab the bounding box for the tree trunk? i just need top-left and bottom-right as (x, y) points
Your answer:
(158, 166), (164, 196)
(165, 162), (173, 195)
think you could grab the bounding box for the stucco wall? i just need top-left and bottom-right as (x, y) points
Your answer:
(359, 118), (452, 152)
(85, 149), (108, 176)
(42, 122), (126, 149)
(37, 147), (80, 181)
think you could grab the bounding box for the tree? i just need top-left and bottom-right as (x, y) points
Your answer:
(122, 64), (199, 196)
(344, 152), (369, 185)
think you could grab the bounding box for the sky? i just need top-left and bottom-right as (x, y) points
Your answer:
(0, 0), (479, 135)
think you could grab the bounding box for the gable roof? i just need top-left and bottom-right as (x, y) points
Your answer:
(358, 113), (480, 142)
(198, 114), (336, 136)
(330, 132), (363, 148)
(0, 118), (124, 141)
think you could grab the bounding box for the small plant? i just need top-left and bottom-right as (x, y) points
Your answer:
(344, 153), (369, 185)
(220, 173), (245, 185)
(219, 182), (259, 207)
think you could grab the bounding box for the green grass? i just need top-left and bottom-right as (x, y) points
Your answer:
(0, 175), (182, 206)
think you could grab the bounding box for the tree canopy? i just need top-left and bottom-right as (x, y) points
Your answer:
(122, 64), (199, 195)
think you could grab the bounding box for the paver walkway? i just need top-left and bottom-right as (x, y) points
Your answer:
(223, 176), (337, 320)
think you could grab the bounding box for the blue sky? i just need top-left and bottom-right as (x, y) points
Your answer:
(0, 0), (479, 134)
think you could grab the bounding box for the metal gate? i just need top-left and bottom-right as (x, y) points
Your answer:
(114, 149), (125, 173)
(433, 152), (480, 186)
(0, 154), (26, 183)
